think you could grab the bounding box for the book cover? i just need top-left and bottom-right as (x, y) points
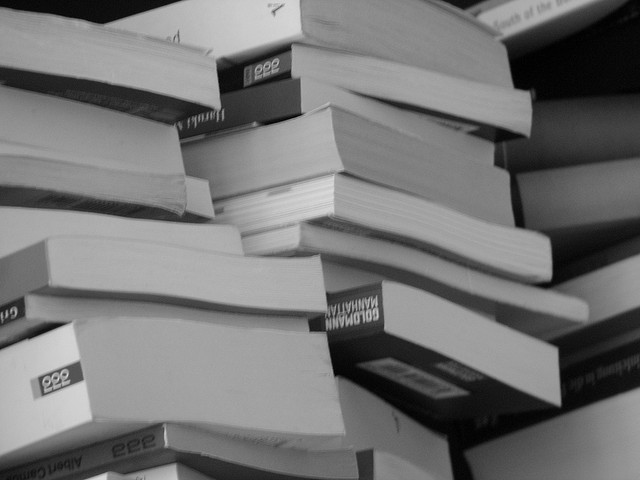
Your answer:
(310, 281), (561, 420)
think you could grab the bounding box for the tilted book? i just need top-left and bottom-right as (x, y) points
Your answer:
(337, 377), (455, 480)
(210, 46), (532, 140)
(176, 77), (496, 168)
(310, 281), (561, 419)
(241, 222), (589, 338)
(470, 0), (628, 58)
(0, 206), (243, 261)
(183, 105), (514, 226)
(0, 293), (312, 350)
(0, 85), (191, 217)
(212, 173), (552, 284)
(0, 317), (345, 469)
(0, 7), (220, 123)
(0, 423), (358, 480)
(0, 235), (327, 317)
(106, 0), (513, 88)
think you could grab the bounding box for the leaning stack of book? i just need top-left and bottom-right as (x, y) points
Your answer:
(106, 0), (594, 475)
(457, 91), (640, 479)
(0, 6), (357, 480)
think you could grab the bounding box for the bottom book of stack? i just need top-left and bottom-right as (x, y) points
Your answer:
(0, 425), (358, 480)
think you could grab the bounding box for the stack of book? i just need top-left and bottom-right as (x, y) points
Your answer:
(105, 0), (593, 475)
(496, 93), (640, 266)
(0, 6), (356, 480)
(456, 95), (640, 480)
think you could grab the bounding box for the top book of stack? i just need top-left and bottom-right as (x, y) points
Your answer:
(107, 0), (514, 88)
(0, 7), (220, 123)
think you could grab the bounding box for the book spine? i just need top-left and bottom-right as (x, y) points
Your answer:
(0, 425), (166, 480)
(0, 298), (25, 328)
(474, 0), (595, 38)
(218, 50), (293, 92)
(309, 284), (385, 341)
(176, 77), (303, 139)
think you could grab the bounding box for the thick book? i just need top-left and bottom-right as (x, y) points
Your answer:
(336, 377), (454, 480)
(0, 317), (345, 469)
(212, 173), (552, 284)
(0, 423), (358, 480)
(0, 206), (243, 261)
(469, 0), (628, 57)
(457, 322), (640, 448)
(309, 281), (561, 420)
(496, 93), (640, 173)
(176, 77), (496, 168)
(463, 346), (640, 479)
(106, 0), (513, 88)
(209, 45), (532, 141)
(0, 235), (327, 317)
(183, 105), (514, 226)
(0, 85), (191, 218)
(0, 293), (312, 349)
(0, 7), (219, 123)
(516, 156), (640, 264)
(241, 222), (589, 338)
(546, 251), (640, 340)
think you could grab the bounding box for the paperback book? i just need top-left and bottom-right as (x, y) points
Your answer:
(0, 7), (220, 123)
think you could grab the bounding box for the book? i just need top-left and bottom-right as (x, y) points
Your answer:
(469, 0), (628, 58)
(509, 0), (640, 99)
(463, 366), (640, 479)
(0, 317), (345, 469)
(183, 105), (514, 226)
(0, 207), (243, 260)
(457, 320), (640, 470)
(0, 85), (191, 218)
(515, 156), (640, 264)
(496, 93), (640, 173)
(0, 423), (358, 480)
(546, 252), (640, 340)
(0, 235), (327, 317)
(212, 173), (552, 284)
(0, 293), (314, 349)
(176, 77), (496, 168)
(209, 45), (532, 141)
(336, 376), (455, 480)
(0, 7), (220, 123)
(241, 222), (589, 338)
(310, 281), (561, 420)
(106, 0), (513, 88)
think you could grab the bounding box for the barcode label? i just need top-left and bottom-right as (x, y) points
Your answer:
(358, 358), (469, 399)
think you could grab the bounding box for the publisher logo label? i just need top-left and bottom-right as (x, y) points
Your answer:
(33, 362), (84, 398)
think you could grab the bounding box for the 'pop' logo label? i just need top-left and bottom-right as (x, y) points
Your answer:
(33, 362), (84, 398)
